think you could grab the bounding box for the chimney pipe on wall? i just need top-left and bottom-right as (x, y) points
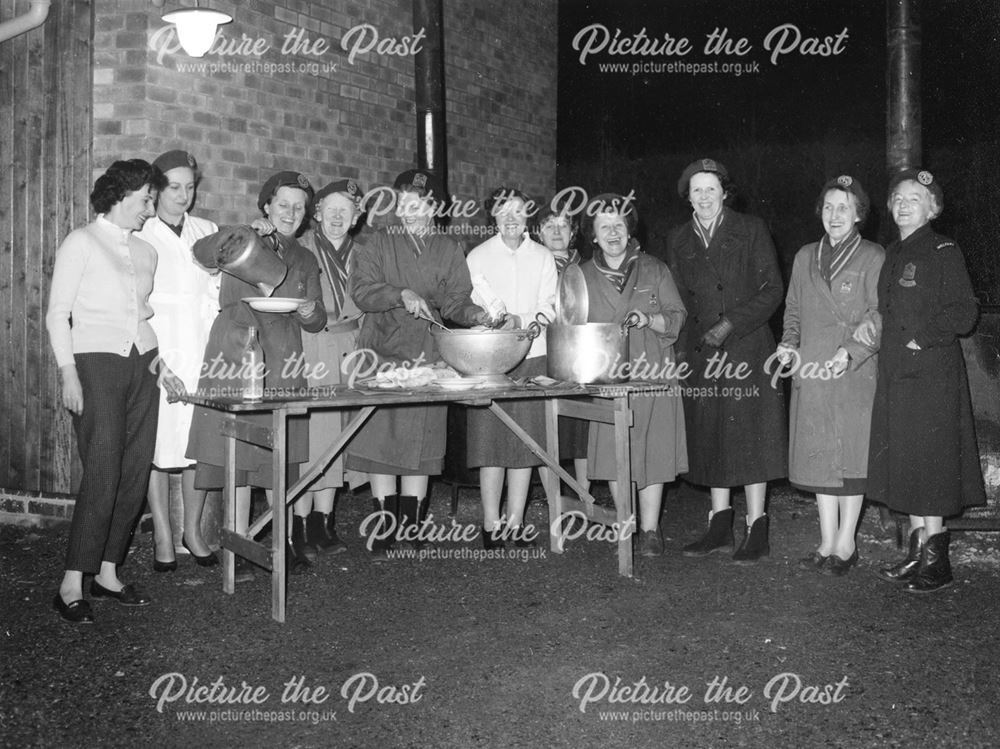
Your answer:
(412, 0), (447, 196)
(886, 0), (922, 173)
(0, 0), (50, 43)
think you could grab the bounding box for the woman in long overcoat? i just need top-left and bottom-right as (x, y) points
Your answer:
(345, 169), (489, 559)
(777, 176), (883, 576)
(186, 171), (326, 573)
(864, 169), (985, 593)
(581, 193), (688, 557)
(666, 158), (787, 563)
(293, 178), (367, 558)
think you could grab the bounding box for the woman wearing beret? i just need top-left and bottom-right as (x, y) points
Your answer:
(466, 187), (558, 548)
(532, 200), (590, 496)
(345, 169), (490, 560)
(46, 159), (184, 623)
(293, 178), (367, 558)
(666, 159), (786, 563)
(581, 194), (688, 557)
(862, 169), (985, 592)
(776, 176), (884, 575)
(138, 150), (221, 572)
(186, 170), (326, 575)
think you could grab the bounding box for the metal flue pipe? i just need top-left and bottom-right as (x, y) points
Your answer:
(412, 0), (447, 196)
(887, 0), (922, 172)
(0, 0), (50, 43)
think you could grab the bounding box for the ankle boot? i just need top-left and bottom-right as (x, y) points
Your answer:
(397, 495), (427, 550)
(905, 531), (954, 594)
(878, 528), (925, 583)
(291, 515), (316, 563)
(306, 510), (347, 555)
(682, 508), (734, 557)
(367, 496), (398, 562)
(733, 514), (770, 564)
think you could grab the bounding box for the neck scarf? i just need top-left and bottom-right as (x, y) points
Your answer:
(405, 227), (430, 257)
(553, 248), (581, 275)
(160, 214), (185, 237)
(817, 228), (861, 287)
(692, 210), (724, 249)
(314, 230), (354, 314)
(593, 238), (641, 293)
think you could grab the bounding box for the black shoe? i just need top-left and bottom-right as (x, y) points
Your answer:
(286, 540), (312, 575)
(822, 549), (859, 576)
(153, 558), (178, 573)
(682, 508), (735, 557)
(878, 528), (924, 583)
(482, 525), (505, 551)
(905, 531), (954, 594)
(90, 580), (152, 607)
(234, 557), (256, 583)
(733, 514), (770, 565)
(53, 594), (94, 624)
(398, 495), (433, 551)
(798, 551), (829, 570)
(305, 510), (347, 555)
(182, 535), (219, 567)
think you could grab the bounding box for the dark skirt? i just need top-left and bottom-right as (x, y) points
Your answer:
(559, 416), (589, 460)
(792, 478), (867, 496)
(345, 403), (447, 476)
(466, 356), (546, 468)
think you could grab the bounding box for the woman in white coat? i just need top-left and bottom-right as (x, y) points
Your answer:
(138, 150), (220, 570)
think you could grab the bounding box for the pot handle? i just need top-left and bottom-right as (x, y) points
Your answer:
(525, 312), (551, 341)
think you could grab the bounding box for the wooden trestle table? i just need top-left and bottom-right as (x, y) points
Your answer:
(186, 380), (655, 622)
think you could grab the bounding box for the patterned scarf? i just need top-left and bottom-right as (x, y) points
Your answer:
(314, 230), (354, 314)
(817, 228), (861, 287)
(553, 248), (581, 275)
(692, 210), (724, 249)
(593, 238), (641, 293)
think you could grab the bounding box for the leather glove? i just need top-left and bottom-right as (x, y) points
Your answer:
(700, 317), (734, 348)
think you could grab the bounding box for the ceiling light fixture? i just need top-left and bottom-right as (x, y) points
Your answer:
(161, 4), (232, 57)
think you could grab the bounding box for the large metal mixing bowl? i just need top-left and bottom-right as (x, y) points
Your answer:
(431, 327), (537, 380)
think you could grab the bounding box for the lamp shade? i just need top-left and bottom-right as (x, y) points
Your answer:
(162, 8), (232, 57)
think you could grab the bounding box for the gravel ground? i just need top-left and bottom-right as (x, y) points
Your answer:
(2, 481), (999, 749)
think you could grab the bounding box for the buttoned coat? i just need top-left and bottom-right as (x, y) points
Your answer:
(781, 238), (884, 488)
(665, 208), (787, 486)
(581, 253), (689, 488)
(866, 224), (985, 516)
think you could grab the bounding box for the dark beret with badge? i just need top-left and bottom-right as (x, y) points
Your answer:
(257, 171), (314, 213)
(393, 169), (445, 203)
(153, 149), (198, 175)
(314, 178), (364, 210)
(888, 168), (944, 214)
(677, 157), (730, 198)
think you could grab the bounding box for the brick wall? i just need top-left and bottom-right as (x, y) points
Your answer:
(92, 0), (558, 239)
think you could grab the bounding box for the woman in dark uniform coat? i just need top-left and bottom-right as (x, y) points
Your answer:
(186, 171), (326, 573)
(863, 169), (985, 593)
(666, 159), (787, 563)
(345, 169), (490, 559)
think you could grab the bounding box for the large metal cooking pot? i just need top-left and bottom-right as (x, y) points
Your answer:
(544, 313), (640, 384)
(432, 326), (539, 379)
(214, 229), (288, 296)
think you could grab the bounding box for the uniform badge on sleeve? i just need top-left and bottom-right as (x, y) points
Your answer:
(839, 280), (853, 294)
(899, 262), (917, 288)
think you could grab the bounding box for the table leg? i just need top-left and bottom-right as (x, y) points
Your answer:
(613, 393), (635, 577)
(222, 414), (236, 594)
(543, 398), (565, 553)
(272, 409), (287, 623)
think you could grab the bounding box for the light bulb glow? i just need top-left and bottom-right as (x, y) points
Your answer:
(162, 8), (232, 57)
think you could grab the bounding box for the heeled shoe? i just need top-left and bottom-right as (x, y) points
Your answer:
(53, 594), (94, 624)
(182, 535), (219, 567)
(822, 549), (859, 577)
(798, 551), (829, 570)
(90, 580), (152, 606)
(153, 558), (178, 573)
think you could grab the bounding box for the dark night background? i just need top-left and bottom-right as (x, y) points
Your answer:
(555, 0), (1000, 303)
